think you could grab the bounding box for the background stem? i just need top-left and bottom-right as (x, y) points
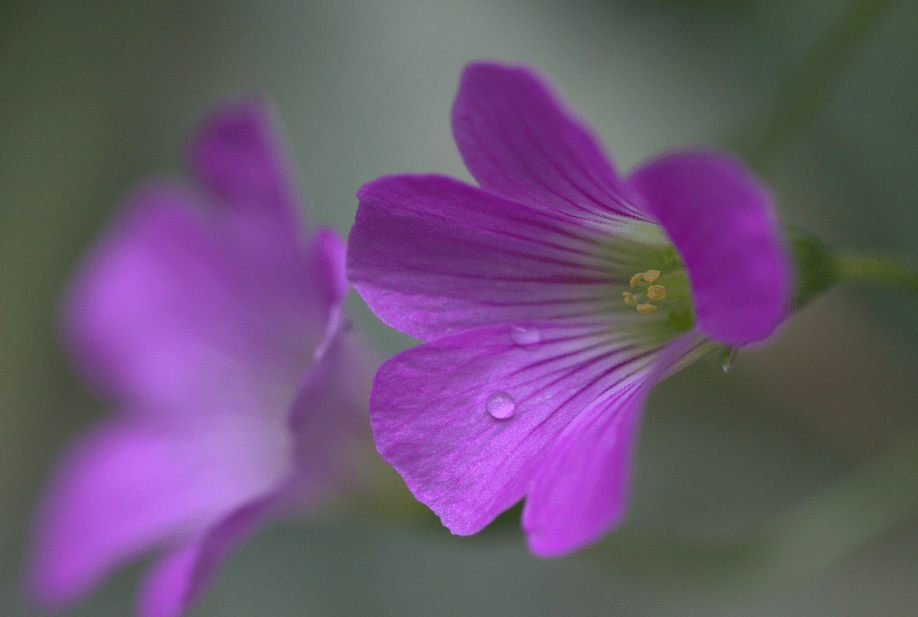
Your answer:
(737, 0), (900, 171)
(839, 253), (918, 296)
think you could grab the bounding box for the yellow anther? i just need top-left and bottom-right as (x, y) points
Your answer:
(622, 291), (637, 306)
(629, 272), (644, 288)
(646, 284), (666, 301)
(630, 269), (661, 287)
(636, 303), (657, 313)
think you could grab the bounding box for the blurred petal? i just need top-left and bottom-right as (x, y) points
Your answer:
(309, 227), (349, 315)
(31, 99), (373, 615)
(136, 543), (198, 617)
(131, 324), (376, 617)
(28, 417), (290, 608)
(62, 183), (323, 416)
(371, 317), (683, 536)
(628, 149), (793, 345)
(136, 498), (272, 617)
(290, 325), (375, 489)
(189, 98), (304, 237)
(453, 62), (645, 220)
(349, 174), (652, 340)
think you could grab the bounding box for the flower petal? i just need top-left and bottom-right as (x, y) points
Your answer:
(289, 325), (375, 490)
(132, 324), (375, 617)
(452, 61), (645, 220)
(189, 98), (305, 241)
(370, 316), (683, 536)
(136, 498), (273, 617)
(349, 174), (650, 340)
(62, 183), (326, 416)
(309, 226), (350, 316)
(628, 149), (793, 345)
(522, 332), (703, 556)
(27, 417), (290, 609)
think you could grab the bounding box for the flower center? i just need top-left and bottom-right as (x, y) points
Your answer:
(623, 269), (664, 313)
(623, 262), (694, 334)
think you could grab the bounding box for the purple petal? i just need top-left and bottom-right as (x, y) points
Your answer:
(27, 418), (290, 609)
(136, 498), (273, 617)
(370, 316), (688, 536)
(189, 98), (304, 241)
(131, 325), (375, 617)
(288, 325), (375, 492)
(136, 543), (198, 617)
(308, 227), (350, 317)
(452, 61), (645, 220)
(32, 98), (371, 615)
(628, 149), (793, 346)
(522, 332), (702, 556)
(62, 183), (325, 415)
(349, 174), (643, 340)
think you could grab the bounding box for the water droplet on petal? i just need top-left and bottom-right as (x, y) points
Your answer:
(510, 325), (541, 347)
(485, 391), (516, 419)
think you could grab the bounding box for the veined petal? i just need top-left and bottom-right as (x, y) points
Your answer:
(62, 183), (325, 418)
(522, 331), (704, 556)
(628, 149), (793, 346)
(370, 316), (686, 536)
(27, 416), (291, 609)
(452, 62), (645, 221)
(348, 174), (655, 340)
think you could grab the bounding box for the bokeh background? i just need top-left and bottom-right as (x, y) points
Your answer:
(3, 0), (918, 615)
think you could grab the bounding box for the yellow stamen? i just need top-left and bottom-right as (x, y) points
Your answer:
(629, 273), (644, 288)
(622, 291), (637, 306)
(636, 303), (657, 313)
(643, 270), (661, 283)
(646, 284), (666, 301)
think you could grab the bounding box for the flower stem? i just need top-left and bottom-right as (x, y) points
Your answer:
(838, 253), (918, 296)
(737, 0), (900, 170)
(582, 429), (918, 591)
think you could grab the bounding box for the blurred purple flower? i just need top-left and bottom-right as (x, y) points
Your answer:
(347, 61), (793, 557)
(28, 100), (374, 617)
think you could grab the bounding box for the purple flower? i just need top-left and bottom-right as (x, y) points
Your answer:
(346, 61), (793, 557)
(28, 100), (373, 616)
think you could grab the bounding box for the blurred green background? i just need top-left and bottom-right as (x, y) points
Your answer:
(2, 0), (917, 615)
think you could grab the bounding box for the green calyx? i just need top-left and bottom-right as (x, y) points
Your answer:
(785, 226), (841, 309)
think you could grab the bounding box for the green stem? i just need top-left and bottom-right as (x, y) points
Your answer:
(581, 429), (918, 592)
(838, 253), (918, 296)
(787, 227), (918, 306)
(737, 0), (900, 170)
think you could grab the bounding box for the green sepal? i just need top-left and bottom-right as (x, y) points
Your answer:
(785, 225), (840, 309)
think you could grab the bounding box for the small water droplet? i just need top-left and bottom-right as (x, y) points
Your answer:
(485, 391), (516, 419)
(510, 325), (541, 347)
(721, 347), (737, 373)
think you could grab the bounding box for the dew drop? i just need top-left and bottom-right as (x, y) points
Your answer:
(510, 325), (541, 347)
(721, 347), (737, 373)
(485, 391), (516, 419)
